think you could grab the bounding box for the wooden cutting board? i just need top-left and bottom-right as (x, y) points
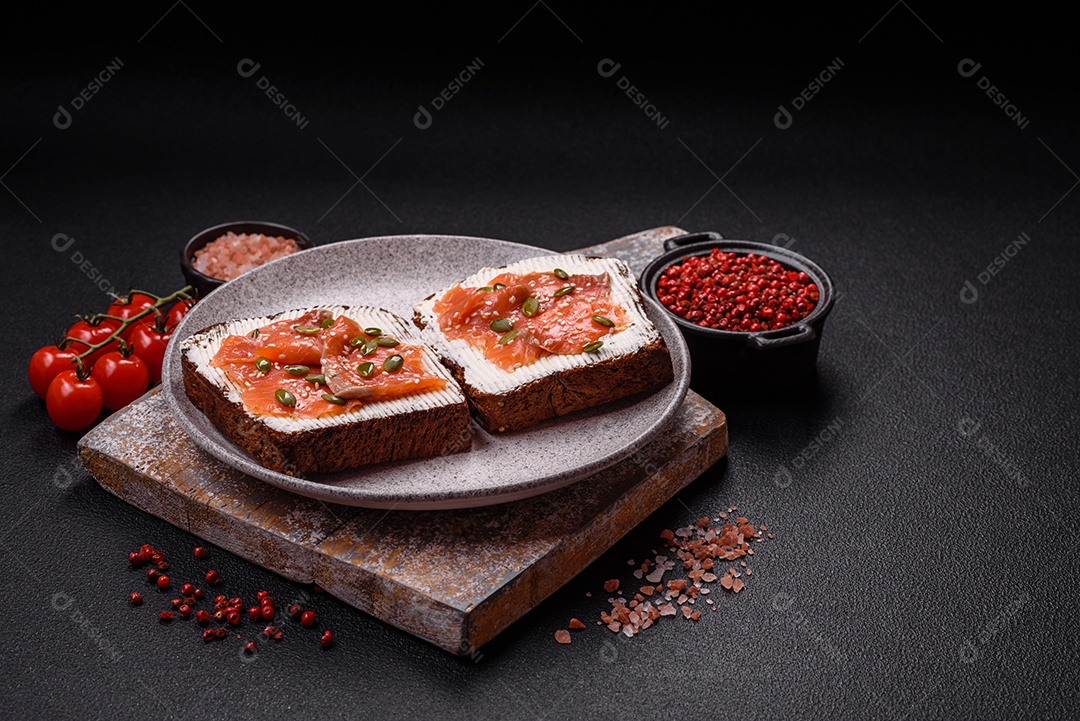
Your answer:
(77, 226), (728, 655)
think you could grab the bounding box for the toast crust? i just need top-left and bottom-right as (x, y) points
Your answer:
(431, 337), (673, 432)
(181, 324), (472, 476)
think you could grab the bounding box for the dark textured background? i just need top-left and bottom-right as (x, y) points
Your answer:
(3, 5), (1078, 720)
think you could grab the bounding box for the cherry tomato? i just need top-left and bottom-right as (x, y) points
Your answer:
(166, 298), (197, 328)
(91, 351), (149, 410)
(46, 370), (103, 432)
(28, 345), (79, 399)
(66, 319), (121, 367)
(107, 292), (156, 322)
(129, 322), (172, 385)
(108, 293), (158, 339)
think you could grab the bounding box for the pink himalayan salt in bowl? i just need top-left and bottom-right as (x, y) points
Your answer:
(182, 221), (313, 298)
(193, 232), (301, 281)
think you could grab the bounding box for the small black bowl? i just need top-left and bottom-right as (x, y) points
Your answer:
(639, 232), (836, 397)
(181, 220), (313, 299)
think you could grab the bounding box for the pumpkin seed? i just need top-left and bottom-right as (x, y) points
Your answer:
(293, 325), (320, 335)
(364, 327), (382, 337)
(284, 364), (310, 376)
(348, 336), (365, 347)
(320, 317), (335, 328)
(498, 328), (520, 345)
(376, 337), (399, 347)
(478, 286), (493, 293)
(592, 314), (615, 327)
(250, 329), (260, 338)
(383, 354), (404, 372)
(321, 393), (346, 405)
(357, 361), (375, 377)
(489, 318), (514, 333)
(361, 339), (379, 356)
(522, 297), (540, 317)
(305, 373), (326, 385)
(583, 340), (604, 353)
(492, 283), (506, 290)
(275, 389), (296, 407)
(254, 357), (271, 373)
(553, 267), (569, 280)
(554, 285), (575, 297)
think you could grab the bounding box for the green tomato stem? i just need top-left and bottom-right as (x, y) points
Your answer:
(64, 285), (196, 374)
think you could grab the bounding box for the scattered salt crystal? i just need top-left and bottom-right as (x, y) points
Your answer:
(579, 506), (772, 645)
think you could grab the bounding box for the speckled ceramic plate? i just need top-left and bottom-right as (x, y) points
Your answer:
(161, 235), (690, 510)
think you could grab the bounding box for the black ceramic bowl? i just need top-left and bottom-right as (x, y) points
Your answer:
(181, 220), (313, 299)
(639, 232), (836, 396)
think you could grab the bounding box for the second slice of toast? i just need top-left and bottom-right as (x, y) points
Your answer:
(414, 255), (674, 432)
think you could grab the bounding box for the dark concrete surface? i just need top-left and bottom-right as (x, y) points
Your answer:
(2, 5), (1076, 719)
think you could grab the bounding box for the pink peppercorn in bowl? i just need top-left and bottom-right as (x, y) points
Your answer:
(181, 221), (313, 298)
(639, 232), (836, 396)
